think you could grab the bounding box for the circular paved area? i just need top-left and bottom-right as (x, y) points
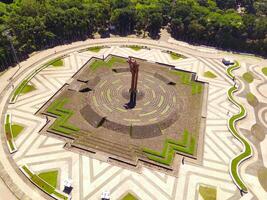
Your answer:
(89, 71), (178, 126)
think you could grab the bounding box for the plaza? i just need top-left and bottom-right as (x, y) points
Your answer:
(0, 37), (267, 200)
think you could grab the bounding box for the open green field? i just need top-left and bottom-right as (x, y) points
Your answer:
(262, 67), (267, 76)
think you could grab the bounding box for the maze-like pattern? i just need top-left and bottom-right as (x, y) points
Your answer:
(90, 71), (178, 125)
(6, 46), (265, 200)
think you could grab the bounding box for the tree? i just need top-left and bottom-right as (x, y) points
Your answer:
(147, 12), (163, 38)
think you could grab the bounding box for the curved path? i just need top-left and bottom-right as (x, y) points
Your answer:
(0, 37), (266, 200)
(226, 62), (253, 192)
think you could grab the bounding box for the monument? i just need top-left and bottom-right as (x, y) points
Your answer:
(124, 57), (139, 109)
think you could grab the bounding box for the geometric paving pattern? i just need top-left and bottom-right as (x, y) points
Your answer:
(5, 44), (267, 200)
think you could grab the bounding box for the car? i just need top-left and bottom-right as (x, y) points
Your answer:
(222, 57), (235, 65)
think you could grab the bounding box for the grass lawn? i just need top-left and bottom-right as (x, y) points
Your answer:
(246, 92), (256, 105)
(51, 59), (63, 67)
(170, 70), (202, 95)
(228, 86), (252, 192)
(122, 193), (138, 200)
(38, 170), (58, 188)
(22, 165), (68, 200)
(170, 52), (184, 60)
(87, 46), (103, 52)
(47, 99), (80, 135)
(90, 56), (125, 71)
(204, 71), (217, 78)
(199, 185), (217, 200)
(262, 67), (267, 76)
(143, 130), (195, 166)
(21, 84), (36, 94)
(242, 72), (254, 83)
(128, 45), (142, 51)
(11, 124), (24, 138)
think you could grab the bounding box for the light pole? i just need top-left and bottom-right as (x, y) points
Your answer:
(2, 29), (21, 69)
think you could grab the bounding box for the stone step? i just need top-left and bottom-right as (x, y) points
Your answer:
(74, 136), (136, 161)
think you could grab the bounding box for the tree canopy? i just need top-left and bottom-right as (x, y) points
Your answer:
(0, 0), (266, 71)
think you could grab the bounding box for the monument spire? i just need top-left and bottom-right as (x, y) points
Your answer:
(124, 57), (139, 109)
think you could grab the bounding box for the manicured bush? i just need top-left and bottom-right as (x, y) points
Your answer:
(227, 84), (252, 192)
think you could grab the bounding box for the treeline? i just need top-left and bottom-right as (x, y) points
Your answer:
(0, 0), (266, 71)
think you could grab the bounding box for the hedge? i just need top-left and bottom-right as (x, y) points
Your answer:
(143, 130), (196, 166)
(47, 99), (79, 135)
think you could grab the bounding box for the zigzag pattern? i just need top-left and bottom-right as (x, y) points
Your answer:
(143, 130), (195, 166)
(6, 46), (257, 200)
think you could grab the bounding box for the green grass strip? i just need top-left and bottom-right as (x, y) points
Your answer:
(5, 114), (15, 151)
(170, 52), (184, 60)
(20, 84), (36, 94)
(11, 124), (24, 138)
(226, 61), (240, 79)
(171, 70), (202, 95)
(51, 59), (63, 67)
(90, 56), (125, 71)
(143, 130), (195, 166)
(11, 57), (63, 103)
(128, 45), (142, 51)
(22, 166), (68, 200)
(38, 171), (58, 188)
(226, 61), (252, 192)
(47, 99), (79, 135)
(87, 46), (103, 52)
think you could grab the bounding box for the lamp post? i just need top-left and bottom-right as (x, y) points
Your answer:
(2, 29), (21, 69)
